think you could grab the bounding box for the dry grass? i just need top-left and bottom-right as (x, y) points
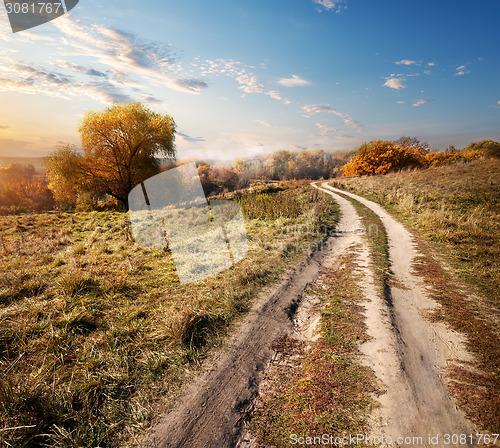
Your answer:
(331, 159), (500, 433)
(248, 252), (379, 448)
(331, 159), (500, 305)
(0, 182), (338, 447)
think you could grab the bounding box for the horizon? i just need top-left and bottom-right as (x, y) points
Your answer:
(1, 0), (499, 160)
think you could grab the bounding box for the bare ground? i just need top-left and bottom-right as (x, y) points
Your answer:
(134, 183), (478, 448)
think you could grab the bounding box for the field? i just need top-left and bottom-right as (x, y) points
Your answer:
(331, 158), (500, 432)
(0, 182), (338, 447)
(332, 158), (499, 305)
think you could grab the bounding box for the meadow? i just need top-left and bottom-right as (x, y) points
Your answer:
(0, 182), (338, 447)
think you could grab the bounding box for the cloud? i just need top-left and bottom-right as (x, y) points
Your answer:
(0, 57), (136, 103)
(396, 101), (406, 104)
(413, 99), (429, 107)
(0, 125), (9, 130)
(235, 73), (264, 93)
(455, 64), (470, 76)
(313, 0), (346, 13)
(278, 75), (311, 87)
(52, 17), (208, 95)
(383, 76), (405, 90)
(303, 104), (343, 117)
(488, 100), (500, 109)
(395, 59), (417, 66)
(315, 123), (337, 137)
(176, 132), (205, 143)
(428, 62), (436, 66)
(59, 61), (107, 78)
(256, 120), (271, 127)
(303, 104), (362, 133)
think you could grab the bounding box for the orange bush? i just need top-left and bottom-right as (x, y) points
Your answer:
(342, 140), (425, 176)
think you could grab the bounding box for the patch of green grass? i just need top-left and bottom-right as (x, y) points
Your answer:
(0, 182), (338, 447)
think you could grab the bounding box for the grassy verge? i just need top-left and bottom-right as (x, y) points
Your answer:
(412, 245), (500, 432)
(0, 182), (337, 448)
(248, 252), (378, 447)
(330, 158), (500, 306)
(330, 160), (500, 432)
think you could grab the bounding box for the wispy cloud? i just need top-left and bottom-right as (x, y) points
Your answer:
(456, 64), (470, 76)
(396, 101), (406, 104)
(278, 75), (311, 87)
(413, 99), (430, 107)
(395, 59), (417, 66)
(313, 0), (346, 13)
(383, 75), (406, 90)
(303, 104), (343, 117)
(256, 120), (271, 127)
(0, 57), (135, 103)
(0, 125), (9, 130)
(315, 122), (337, 136)
(52, 17), (208, 95)
(176, 132), (205, 143)
(303, 104), (362, 133)
(488, 100), (500, 109)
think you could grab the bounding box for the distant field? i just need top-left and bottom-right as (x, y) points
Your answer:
(0, 182), (338, 448)
(331, 158), (500, 305)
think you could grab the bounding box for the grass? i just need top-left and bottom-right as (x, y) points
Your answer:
(330, 159), (500, 433)
(0, 182), (338, 448)
(330, 158), (500, 305)
(248, 251), (379, 447)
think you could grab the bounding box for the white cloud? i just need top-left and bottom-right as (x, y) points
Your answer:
(278, 75), (311, 87)
(413, 99), (429, 107)
(256, 120), (271, 127)
(383, 76), (406, 90)
(235, 73), (264, 93)
(303, 104), (362, 133)
(395, 59), (417, 66)
(456, 64), (470, 76)
(303, 104), (343, 117)
(313, 0), (345, 13)
(428, 62), (436, 66)
(396, 101), (406, 104)
(315, 122), (337, 137)
(176, 132), (205, 143)
(52, 17), (208, 95)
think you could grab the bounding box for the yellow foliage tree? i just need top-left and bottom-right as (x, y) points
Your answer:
(342, 140), (425, 177)
(47, 102), (176, 210)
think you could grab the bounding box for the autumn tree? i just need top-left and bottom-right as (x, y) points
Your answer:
(0, 163), (54, 212)
(47, 102), (176, 210)
(393, 136), (430, 155)
(342, 140), (425, 176)
(463, 140), (500, 158)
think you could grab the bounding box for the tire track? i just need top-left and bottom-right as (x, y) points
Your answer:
(318, 183), (477, 447)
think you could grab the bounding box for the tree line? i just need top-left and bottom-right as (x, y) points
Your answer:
(0, 102), (498, 214)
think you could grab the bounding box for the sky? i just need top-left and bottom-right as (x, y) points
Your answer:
(0, 0), (499, 161)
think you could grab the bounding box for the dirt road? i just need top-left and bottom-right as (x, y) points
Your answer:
(135, 183), (476, 448)
(317, 183), (476, 446)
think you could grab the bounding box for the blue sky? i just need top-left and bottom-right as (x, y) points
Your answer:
(0, 0), (499, 160)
